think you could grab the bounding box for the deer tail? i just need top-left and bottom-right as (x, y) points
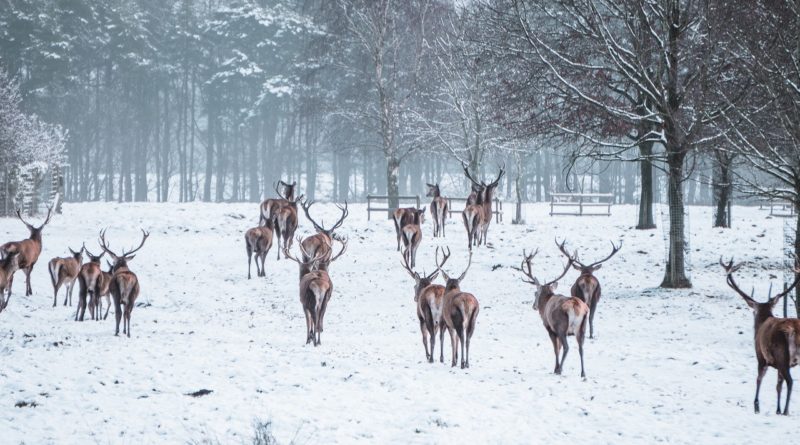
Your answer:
(49, 260), (60, 288)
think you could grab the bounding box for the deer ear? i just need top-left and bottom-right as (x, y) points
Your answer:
(551, 282), (559, 290)
(125, 254), (136, 261)
(593, 264), (603, 271)
(571, 263), (581, 271)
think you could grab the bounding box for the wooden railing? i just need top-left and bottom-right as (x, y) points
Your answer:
(366, 194), (421, 220)
(550, 193), (613, 216)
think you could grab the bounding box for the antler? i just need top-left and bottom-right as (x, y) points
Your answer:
(301, 200), (348, 234)
(434, 246), (452, 276)
(328, 237), (348, 263)
(719, 257), (754, 303)
(98, 228), (119, 260)
(399, 247), (418, 280)
(121, 229), (149, 257)
(456, 251), (473, 282)
(274, 181), (287, 199)
(555, 238), (579, 265)
(330, 202), (349, 232)
(518, 248), (540, 285)
(546, 255), (575, 286)
(771, 256), (800, 303)
(587, 241), (623, 268)
(486, 163), (506, 187)
(300, 200), (325, 233)
(461, 162), (483, 187)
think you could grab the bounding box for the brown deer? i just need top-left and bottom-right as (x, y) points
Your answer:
(1, 207), (53, 298)
(284, 237), (347, 346)
(0, 252), (20, 313)
(426, 183), (448, 238)
(440, 249), (479, 368)
(99, 229), (149, 337)
(245, 219), (274, 279)
(556, 239), (622, 339)
(76, 246), (105, 321)
(48, 246), (84, 307)
(300, 200), (349, 264)
(462, 164), (504, 248)
(400, 209), (425, 268)
(400, 246), (451, 363)
(274, 193), (304, 260)
(92, 261), (114, 321)
(721, 258), (800, 415)
(519, 245), (589, 377)
(393, 207), (424, 252)
(259, 180), (296, 226)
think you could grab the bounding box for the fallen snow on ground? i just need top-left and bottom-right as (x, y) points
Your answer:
(0, 202), (796, 444)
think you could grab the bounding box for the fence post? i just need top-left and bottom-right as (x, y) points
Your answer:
(415, 195), (420, 209)
(367, 195), (372, 221)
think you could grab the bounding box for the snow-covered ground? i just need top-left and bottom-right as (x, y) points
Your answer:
(0, 202), (796, 444)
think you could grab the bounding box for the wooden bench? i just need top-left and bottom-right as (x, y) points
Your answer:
(445, 197), (503, 223)
(366, 194), (421, 220)
(550, 193), (613, 216)
(759, 199), (796, 217)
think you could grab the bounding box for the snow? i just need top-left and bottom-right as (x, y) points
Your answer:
(0, 202), (796, 444)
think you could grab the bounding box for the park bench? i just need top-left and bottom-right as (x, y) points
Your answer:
(549, 192), (613, 216)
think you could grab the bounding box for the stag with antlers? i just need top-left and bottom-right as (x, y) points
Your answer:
(77, 246), (106, 321)
(400, 246), (451, 363)
(284, 237), (347, 346)
(519, 245), (589, 377)
(245, 219), (274, 279)
(721, 258), (800, 415)
(426, 183), (448, 238)
(300, 200), (349, 265)
(99, 229), (149, 337)
(1, 207), (53, 300)
(557, 239), (622, 338)
(439, 249), (479, 368)
(462, 164), (504, 249)
(48, 246), (84, 307)
(259, 180), (297, 226)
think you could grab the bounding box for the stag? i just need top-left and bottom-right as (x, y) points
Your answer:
(519, 247), (589, 377)
(48, 246), (84, 307)
(556, 239), (622, 338)
(300, 200), (349, 265)
(0, 252), (20, 313)
(400, 246), (451, 363)
(99, 229), (149, 337)
(440, 249), (479, 368)
(393, 207), (424, 252)
(1, 207), (53, 298)
(284, 237), (347, 346)
(77, 246), (105, 321)
(273, 193), (304, 260)
(721, 258), (800, 415)
(259, 180), (296, 226)
(426, 183), (448, 238)
(462, 164), (504, 249)
(245, 219), (274, 279)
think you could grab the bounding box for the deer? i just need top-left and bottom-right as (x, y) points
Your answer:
(720, 257), (800, 415)
(76, 246), (105, 321)
(259, 180), (296, 226)
(245, 219), (274, 279)
(99, 229), (149, 337)
(556, 239), (622, 339)
(399, 209), (425, 268)
(426, 183), (449, 238)
(392, 207), (425, 252)
(439, 249), (480, 368)
(300, 200), (349, 265)
(1, 207), (53, 298)
(48, 246), (84, 307)
(462, 164), (504, 249)
(273, 193), (304, 260)
(518, 245), (589, 378)
(400, 246), (451, 363)
(0, 252), (20, 313)
(284, 237), (347, 346)
(92, 261), (114, 321)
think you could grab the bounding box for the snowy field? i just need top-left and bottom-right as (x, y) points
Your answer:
(0, 202), (796, 444)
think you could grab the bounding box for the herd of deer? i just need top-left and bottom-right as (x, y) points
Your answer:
(0, 207), (149, 338)
(0, 171), (798, 416)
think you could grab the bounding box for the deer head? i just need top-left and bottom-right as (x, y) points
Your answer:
(720, 257), (800, 324)
(401, 245), (450, 300)
(425, 183), (441, 198)
(438, 248), (472, 293)
(301, 200), (349, 239)
(83, 244), (106, 264)
(99, 228), (150, 272)
(462, 163), (505, 201)
(15, 207), (53, 241)
(519, 246), (575, 310)
(557, 239), (622, 275)
(274, 180), (297, 201)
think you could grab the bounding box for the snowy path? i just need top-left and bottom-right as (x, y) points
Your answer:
(0, 202), (796, 444)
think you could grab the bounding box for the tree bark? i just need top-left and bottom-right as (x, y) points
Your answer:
(660, 161), (691, 288)
(712, 152), (732, 228)
(386, 155), (400, 219)
(637, 142), (656, 229)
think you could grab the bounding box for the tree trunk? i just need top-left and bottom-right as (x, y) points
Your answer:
(660, 161), (692, 288)
(637, 142), (656, 229)
(386, 155), (400, 219)
(713, 153), (732, 228)
(204, 100), (215, 202)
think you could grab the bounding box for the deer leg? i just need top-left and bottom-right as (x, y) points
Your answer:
(53, 279), (60, 307)
(548, 329), (560, 373)
(439, 324), (446, 363)
(393, 217), (402, 251)
(777, 372), (785, 415)
(103, 296), (111, 320)
(783, 369), (793, 415)
(247, 244), (253, 279)
(426, 316), (436, 364)
(66, 280), (73, 306)
(125, 305), (132, 338)
(448, 326), (458, 367)
(113, 295), (122, 336)
(419, 316), (430, 361)
(24, 267), (32, 296)
(304, 309), (313, 345)
(275, 227), (282, 260)
(577, 324), (586, 378)
(557, 332), (570, 375)
(754, 360), (768, 413)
